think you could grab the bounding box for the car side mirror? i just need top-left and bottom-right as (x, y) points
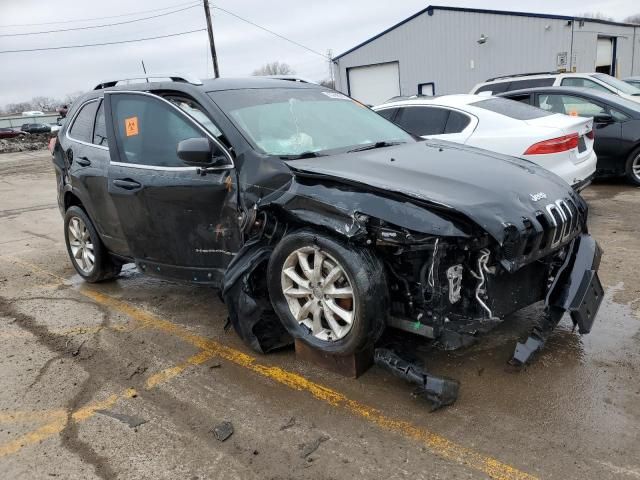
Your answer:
(177, 137), (227, 167)
(593, 113), (614, 124)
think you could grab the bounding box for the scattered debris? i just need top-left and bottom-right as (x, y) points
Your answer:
(209, 362), (222, 369)
(279, 416), (296, 431)
(96, 410), (148, 428)
(299, 434), (330, 458)
(127, 365), (148, 379)
(71, 340), (86, 357)
(212, 421), (234, 442)
(374, 348), (459, 410)
(0, 133), (53, 154)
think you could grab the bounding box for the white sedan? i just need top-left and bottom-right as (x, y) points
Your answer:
(374, 95), (597, 190)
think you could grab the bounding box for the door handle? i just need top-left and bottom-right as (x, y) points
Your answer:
(112, 179), (142, 190)
(76, 156), (91, 167)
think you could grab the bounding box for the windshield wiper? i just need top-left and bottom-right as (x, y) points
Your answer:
(347, 141), (405, 153)
(279, 151), (327, 160)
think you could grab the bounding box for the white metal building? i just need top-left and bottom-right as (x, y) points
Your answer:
(332, 6), (640, 105)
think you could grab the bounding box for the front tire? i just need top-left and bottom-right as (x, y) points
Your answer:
(625, 147), (640, 186)
(267, 229), (387, 355)
(64, 206), (121, 283)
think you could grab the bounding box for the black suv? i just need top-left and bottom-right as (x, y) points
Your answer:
(51, 75), (603, 364)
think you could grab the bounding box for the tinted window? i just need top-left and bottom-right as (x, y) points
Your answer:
(395, 106), (449, 136)
(376, 108), (398, 121)
(504, 93), (532, 104)
(536, 94), (606, 117)
(111, 94), (224, 167)
(610, 108), (630, 122)
(507, 78), (555, 90)
(69, 101), (98, 142)
(471, 98), (552, 120)
(476, 82), (510, 94)
(444, 111), (471, 133)
(93, 101), (108, 147)
(560, 77), (610, 93)
(168, 97), (223, 138)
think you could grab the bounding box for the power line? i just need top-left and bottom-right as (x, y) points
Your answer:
(0, 1), (200, 28)
(0, 28), (206, 54)
(209, 3), (329, 59)
(0, 5), (200, 37)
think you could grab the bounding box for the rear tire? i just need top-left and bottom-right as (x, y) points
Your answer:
(267, 228), (387, 355)
(64, 206), (121, 283)
(625, 146), (640, 186)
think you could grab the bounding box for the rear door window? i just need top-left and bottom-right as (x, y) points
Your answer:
(444, 111), (471, 133)
(471, 98), (552, 120)
(507, 78), (555, 90)
(504, 93), (533, 104)
(93, 101), (108, 147)
(475, 82), (510, 94)
(536, 94), (606, 117)
(394, 106), (449, 136)
(376, 108), (399, 121)
(69, 100), (99, 143)
(560, 77), (610, 93)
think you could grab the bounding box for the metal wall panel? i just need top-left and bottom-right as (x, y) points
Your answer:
(334, 9), (639, 98)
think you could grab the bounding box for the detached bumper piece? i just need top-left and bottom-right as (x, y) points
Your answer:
(374, 349), (460, 410)
(510, 234), (603, 367)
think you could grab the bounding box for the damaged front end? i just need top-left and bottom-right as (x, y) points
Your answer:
(222, 170), (603, 384)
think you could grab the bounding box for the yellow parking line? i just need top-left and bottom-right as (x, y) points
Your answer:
(80, 289), (537, 480)
(0, 389), (136, 458)
(0, 256), (537, 480)
(0, 410), (66, 423)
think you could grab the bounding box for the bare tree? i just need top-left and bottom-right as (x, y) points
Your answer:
(579, 12), (614, 21)
(31, 96), (58, 112)
(252, 61), (295, 76)
(62, 91), (83, 106)
(318, 78), (335, 89)
(624, 14), (640, 24)
(3, 102), (34, 114)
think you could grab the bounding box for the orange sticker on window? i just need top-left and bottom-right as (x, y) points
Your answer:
(125, 116), (139, 136)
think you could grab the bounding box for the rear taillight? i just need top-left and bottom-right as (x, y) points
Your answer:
(524, 133), (579, 155)
(586, 129), (594, 140)
(48, 137), (56, 153)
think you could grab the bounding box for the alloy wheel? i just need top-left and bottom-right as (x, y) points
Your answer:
(67, 216), (95, 274)
(633, 153), (640, 182)
(281, 246), (355, 342)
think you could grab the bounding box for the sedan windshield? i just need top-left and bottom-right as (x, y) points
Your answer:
(209, 88), (413, 156)
(593, 74), (640, 95)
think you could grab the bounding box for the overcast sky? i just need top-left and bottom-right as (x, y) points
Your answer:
(0, 0), (637, 107)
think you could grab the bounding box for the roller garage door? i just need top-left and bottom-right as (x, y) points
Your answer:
(347, 62), (400, 105)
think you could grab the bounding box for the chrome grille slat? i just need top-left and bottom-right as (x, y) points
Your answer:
(542, 197), (578, 250)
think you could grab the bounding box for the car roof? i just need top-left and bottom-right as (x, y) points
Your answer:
(376, 94), (485, 109)
(92, 76), (319, 94)
(498, 86), (640, 115)
(483, 72), (601, 83)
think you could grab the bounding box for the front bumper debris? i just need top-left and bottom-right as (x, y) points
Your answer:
(374, 348), (460, 410)
(510, 234), (603, 366)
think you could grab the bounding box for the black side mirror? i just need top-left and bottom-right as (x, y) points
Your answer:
(177, 137), (229, 167)
(593, 113), (614, 124)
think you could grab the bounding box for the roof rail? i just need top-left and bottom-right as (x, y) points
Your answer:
(94, 73), (203, 90)
(485, 71), (560, 82)
(260, 75), (316, 84)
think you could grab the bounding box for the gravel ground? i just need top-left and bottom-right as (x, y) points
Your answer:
(0, 150), (638, 480)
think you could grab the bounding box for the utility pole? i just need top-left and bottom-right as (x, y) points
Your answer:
(202, 1), (220, 78)
(327, 49), (334, 88)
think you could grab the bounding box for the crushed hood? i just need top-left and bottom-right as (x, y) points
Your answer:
(285, 140), (581, 244)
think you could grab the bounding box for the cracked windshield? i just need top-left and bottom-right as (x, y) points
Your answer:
(210, 88), (413, 157)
